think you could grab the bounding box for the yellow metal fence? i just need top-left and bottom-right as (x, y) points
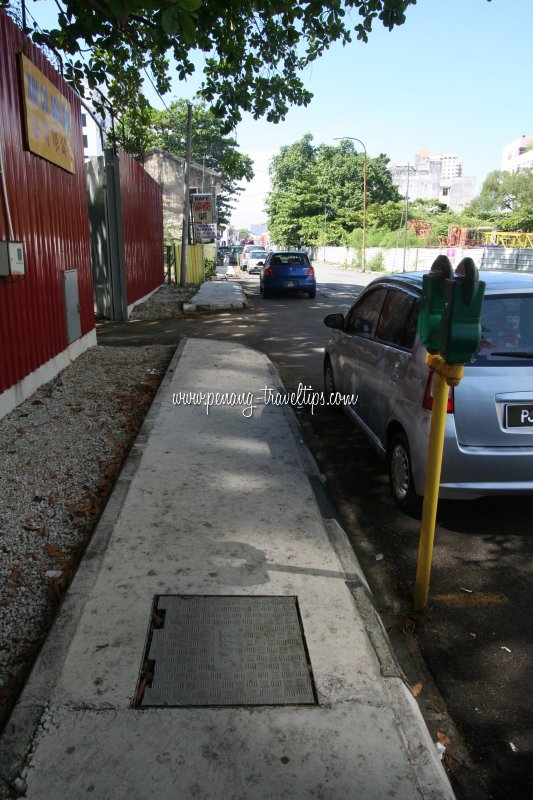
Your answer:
(171, 243), (205, 284)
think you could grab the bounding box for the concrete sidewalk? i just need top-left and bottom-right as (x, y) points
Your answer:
(0, 339), (454, 799)
(184, 278), (249, 311)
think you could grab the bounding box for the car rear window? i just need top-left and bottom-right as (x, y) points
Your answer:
(270, 253), (310, 266)
(473, 293), (533, 365)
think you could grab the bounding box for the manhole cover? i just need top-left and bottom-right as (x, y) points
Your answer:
(136, 595), (317, 707)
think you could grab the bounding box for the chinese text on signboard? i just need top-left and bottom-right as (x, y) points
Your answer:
(191, 194), (216, 242)
(191, 194), (213, 224)
(20, 54), (75, 174)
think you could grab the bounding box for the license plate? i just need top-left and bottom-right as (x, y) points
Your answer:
(284, 281), (296, 288)
(505, 404), (533, 428)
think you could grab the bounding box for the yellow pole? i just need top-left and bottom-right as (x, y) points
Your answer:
(414, 370), (449, 612)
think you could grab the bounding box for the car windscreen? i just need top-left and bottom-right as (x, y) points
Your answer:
(472, 293), (533, 365)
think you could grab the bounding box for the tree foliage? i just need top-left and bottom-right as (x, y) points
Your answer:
(266, 134), (400, 246)
(116, 98), (253, 224)
(465, 169), (533, 218)
(7, 1), (420, 131)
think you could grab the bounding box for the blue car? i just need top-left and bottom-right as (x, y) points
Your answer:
(259, 251), (316, 299)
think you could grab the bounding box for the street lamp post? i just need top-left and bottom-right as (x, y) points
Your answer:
(335, 136), (367, 272)
(402, 163), (415, 273)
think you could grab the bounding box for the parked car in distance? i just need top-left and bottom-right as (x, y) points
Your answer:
(323, 270), (533, 514)
(216, 246), (231, 266)
(229, 245), (243, 266)
(247, 250), (268, 274)
(259, 251), (316, 298)
(241, 244), (266, 271)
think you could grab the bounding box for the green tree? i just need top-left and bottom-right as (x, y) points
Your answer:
(266, 134), (399, 247)
(499, 206), (533, 232)
(9, 1), (424, 132)
(117, 99), (254, 225)
(366, 200), (403, 230)
(465, 169), (533, 216)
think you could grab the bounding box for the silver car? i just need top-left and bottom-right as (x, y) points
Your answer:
(323, 270), (533, 513)
(247, 250), (268, 274)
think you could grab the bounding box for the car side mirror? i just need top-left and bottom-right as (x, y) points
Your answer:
(324, 313), (345, 330)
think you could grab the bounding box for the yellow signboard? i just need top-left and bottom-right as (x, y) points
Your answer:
(19, 54), (75, 174)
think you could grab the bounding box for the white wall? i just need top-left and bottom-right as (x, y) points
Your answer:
(315, 246), (533, 273)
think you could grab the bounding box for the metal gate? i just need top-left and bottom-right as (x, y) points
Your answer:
(86, 149), (127, 321)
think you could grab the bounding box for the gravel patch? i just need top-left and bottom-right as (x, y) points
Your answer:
(0, 338), (175, 729)
(129, 284), (197, 320)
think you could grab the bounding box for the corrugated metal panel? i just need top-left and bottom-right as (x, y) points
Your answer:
(119, 149), (164, 304)
(0, 11), (94, 395)
(173, 244), (206, 284)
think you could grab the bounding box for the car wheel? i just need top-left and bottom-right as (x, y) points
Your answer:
(308, 288), (316, 298)
(324, 358), (336, 403)
(263, 286), (271, 298)
(388, 431), (421, 516)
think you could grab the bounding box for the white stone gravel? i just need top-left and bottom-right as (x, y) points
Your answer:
(0, 290), (180, 711)
(129, 284), (195, 320)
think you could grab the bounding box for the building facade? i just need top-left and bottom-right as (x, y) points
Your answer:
(501, 136), (533, 173)
(81, 109), (103, 161)
(142, 148), (221, 240)
(391, 149), (476, 212)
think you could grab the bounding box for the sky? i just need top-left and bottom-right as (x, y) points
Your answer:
(27, 0), (533, 231)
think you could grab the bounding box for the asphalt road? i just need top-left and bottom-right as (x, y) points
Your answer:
(98, 266), (533, 800)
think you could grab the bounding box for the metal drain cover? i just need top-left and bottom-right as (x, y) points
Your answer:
(137, 595), (317, 707)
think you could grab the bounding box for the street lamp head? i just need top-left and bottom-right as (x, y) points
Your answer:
(334, 136), (367, 155)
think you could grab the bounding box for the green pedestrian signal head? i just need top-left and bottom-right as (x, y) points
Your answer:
(418, 255), (453, 353)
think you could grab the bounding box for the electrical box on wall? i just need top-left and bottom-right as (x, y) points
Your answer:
(0, 241), (25, 277)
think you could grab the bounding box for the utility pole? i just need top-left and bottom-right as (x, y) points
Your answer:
(180, 103), (193, 287)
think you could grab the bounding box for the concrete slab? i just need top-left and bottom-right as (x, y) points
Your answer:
(1, 340), (454, 800)
(183, 280), (248, 311)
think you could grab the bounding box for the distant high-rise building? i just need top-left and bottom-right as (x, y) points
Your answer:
(415, 150), (463, 180)
(391, 149), (475, 212)
(501, 136), (533, 173)
(80, 106), (104, 161)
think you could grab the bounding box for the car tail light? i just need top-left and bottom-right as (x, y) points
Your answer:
(307, 265), (315, 277)
(422, 372), (454, 413)
(264, 266), (274, 276)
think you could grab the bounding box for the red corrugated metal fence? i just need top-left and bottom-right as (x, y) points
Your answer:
(119, 149), (164, 305)
(0, 11), (94, 395)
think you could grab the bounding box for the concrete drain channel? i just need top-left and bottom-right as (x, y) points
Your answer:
(135, 595), (317, 707)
